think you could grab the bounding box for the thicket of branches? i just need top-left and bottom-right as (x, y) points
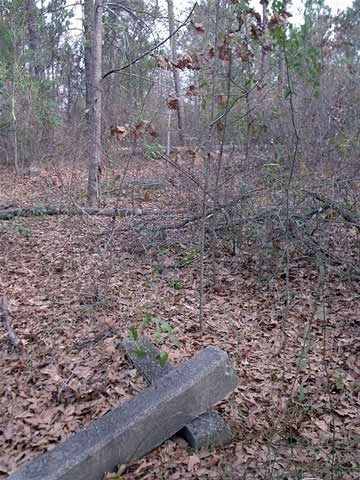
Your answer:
(1, 0), (359, 273)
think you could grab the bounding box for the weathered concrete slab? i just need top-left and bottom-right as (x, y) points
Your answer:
(9, 346), (238, 480)
(123, 337), (234, 449)
(123, 336), (173, 383)
(179, 411), (233, 448)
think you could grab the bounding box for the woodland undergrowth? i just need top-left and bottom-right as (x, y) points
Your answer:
(0, 160), (359, 480)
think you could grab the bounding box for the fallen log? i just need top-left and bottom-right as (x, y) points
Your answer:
(0, 206), (154, 221)
(9, 346), (238, 480)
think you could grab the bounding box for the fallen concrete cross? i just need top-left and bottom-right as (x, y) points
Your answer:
(9, 346), (238, 480)
(123, 337), (234, 449)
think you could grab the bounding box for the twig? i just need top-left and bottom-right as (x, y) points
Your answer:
(0, 295), (22, 348)
(318, 265), (336, 479)
(57, 370), (75, 403)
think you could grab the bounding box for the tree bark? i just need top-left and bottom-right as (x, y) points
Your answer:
(278, 50), (285, 86)
(167, 0), (185, 145)
(83, 0), (94, 123)
(260, 0), (268, 80)
(25, 0), (41, 79)
(87, 0), (103, 206)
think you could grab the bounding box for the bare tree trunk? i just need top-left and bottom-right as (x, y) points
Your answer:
(278, 50), (285, 86)
(83, 0), (94, 124)
(167, 110), (172, 155)
(244, 16), (253, 163)
(167, 0), (185, 145)
(260, 0), (268, 80)
(199, 0), (221, 334)
(87, 0), (103, 206)
(25, 0), (40, 79)
(11, 60), (19, 174)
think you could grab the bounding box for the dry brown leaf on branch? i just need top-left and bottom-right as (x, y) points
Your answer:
(217, 44), (232, 61)
(268, 11), (292, 29)
(111, 121), (158, 141)
(133, 120), (147, 139)
(191, 21), (205, 35)
(216, 121), (225, 132)
(110, 125), (129, 141)
(186, 85), (202, 97)
(171, 54), (193, 70)
(145, 123), (159, 139)
(250, 25), (261, 40)
(189, 52), (201, 70)
(150, 54), (172, 70)
(134, 120), (158, 139)
(235, 42), (255, 62)
(167, 96), (179, 111)
(217, 95), (227, 107)
(170, 53), (202, 71)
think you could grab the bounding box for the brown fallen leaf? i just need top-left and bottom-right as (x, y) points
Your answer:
(188, 454), (200, 471)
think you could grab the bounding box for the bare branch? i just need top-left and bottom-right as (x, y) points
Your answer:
(1, 295), (22, 348)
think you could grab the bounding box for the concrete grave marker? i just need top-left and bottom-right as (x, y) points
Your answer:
(9, 346), (238, 480)
(122, 337), (234, 449)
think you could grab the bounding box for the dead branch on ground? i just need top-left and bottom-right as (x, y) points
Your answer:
(0, 295), (22, 348)
(0, 206), (158, 221)
(304, 190), (360, 230)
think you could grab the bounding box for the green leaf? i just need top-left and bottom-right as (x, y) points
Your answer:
(129, 325), (138, 341)
(154, 330), (163, 342)
(170, 279), (182, 290)
(159, 320), (173, 333)
(141, 313), (153, 331)
(157, 351), (168, 367)
(133, 348), (146, 358)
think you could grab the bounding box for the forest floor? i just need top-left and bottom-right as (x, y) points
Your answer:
(0, 158), (359, 480)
